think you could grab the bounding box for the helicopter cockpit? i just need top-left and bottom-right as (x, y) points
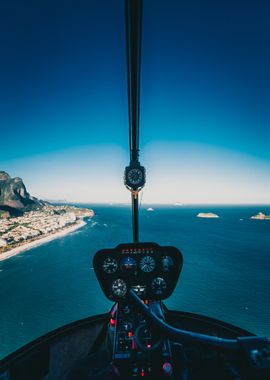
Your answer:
(0, 1), (270, 379)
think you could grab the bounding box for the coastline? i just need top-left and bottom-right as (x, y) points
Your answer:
(0, 219), (86, 262)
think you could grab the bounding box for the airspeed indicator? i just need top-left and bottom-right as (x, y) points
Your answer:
(102, 257), (118, 274)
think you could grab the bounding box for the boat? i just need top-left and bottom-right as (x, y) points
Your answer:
(1, 1), (270, 379)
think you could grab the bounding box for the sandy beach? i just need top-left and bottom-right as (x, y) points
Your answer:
(0, 219), (86, 262)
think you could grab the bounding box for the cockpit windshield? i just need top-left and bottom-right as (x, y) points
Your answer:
(0, 0), (270, 361)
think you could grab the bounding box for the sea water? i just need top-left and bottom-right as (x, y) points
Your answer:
(0, 205), (269, 358)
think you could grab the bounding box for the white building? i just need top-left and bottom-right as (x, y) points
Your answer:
(0, 238), (8, 247)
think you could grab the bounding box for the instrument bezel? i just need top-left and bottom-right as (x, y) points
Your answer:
(93, 242), (183, 301)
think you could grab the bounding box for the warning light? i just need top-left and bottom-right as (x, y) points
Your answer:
(140, 370), (145, 377)
(128, 331), (133, 337)
(109, 318), (116, 327)
(147, 344), (151, 348)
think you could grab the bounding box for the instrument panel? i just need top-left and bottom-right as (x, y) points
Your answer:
(93, 242), (183, 301)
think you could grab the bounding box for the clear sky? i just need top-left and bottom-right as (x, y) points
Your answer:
(1, 0), (270, 204)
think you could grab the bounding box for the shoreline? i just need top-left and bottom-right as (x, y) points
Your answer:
(0, 219), (86, 262)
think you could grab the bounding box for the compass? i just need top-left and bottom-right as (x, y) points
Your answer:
(128, 168), (143, 185)
(124, 162), (145, 190)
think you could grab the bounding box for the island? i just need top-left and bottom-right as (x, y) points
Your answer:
(197, 212), (219, 218)
(0, 171), (94, 260)
(250, 212), (270, 220)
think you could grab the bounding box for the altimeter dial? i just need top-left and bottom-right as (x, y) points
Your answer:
(140, 255), (155, 273)
(102, 257), (118, 274)
(151, 277), (167, 296)
(111, 279), (127, 298)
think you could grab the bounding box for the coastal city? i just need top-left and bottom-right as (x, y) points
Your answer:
(0, 205), (94, 254)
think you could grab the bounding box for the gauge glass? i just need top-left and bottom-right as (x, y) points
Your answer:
(120, 256), (137, 274)
(161, 255), (174, 272)
(111, 279), (127, 297)
(127, 168), (143, 185)
(102, 257), (118, 274)
(151, 277), (167, 295)
(140, 255), (155, 273)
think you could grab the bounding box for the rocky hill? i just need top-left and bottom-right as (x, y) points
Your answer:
(0, 171), (46, 216)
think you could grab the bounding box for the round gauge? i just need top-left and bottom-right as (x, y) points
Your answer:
(127, 168), (143, 185)
(120, 257), (137, 274)
(151, 277), (167, 296)
(111, 279), (127, 297)
(102, 257), (118, 274)
(140, 255), (156, 273)
(161, 255), (174, 272)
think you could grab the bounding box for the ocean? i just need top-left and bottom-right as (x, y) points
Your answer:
(0, 204), (270, 359)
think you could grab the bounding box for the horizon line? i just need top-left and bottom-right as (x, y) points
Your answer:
(47, 201), (270, 206)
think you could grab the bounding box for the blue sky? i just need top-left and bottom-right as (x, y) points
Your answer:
(1, 0), (270, 203)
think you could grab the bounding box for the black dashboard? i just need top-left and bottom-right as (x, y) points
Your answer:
(93, 242), (183, 301)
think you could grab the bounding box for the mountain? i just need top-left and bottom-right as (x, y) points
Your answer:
(0, 171), (47, 216)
